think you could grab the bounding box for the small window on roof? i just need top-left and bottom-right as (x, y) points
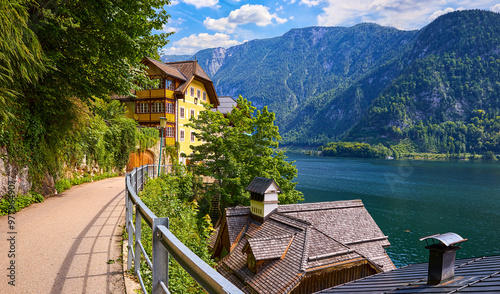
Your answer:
(203, 92), (207, 101)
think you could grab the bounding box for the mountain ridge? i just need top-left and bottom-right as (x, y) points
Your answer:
(162, 10), (500, 153)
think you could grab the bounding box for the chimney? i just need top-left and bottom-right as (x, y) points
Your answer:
(420, 232), (467, 285)
(245, 177), (282, 223)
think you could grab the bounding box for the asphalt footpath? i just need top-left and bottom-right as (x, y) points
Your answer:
(0, 177), (126, 294)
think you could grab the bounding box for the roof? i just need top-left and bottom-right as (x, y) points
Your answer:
(245, 234), (293, 261)
(315, 255), (500, 294)
(214, 96), (237, 115)
(140, 57), (220, 107)
(213, 200), (395, 293)
(142, 57), (187, 81)
(246, 177), (282, 195)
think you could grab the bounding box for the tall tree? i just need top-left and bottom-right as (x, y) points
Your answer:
(188, 96), (304, 212)
(1, 0), (171, 185)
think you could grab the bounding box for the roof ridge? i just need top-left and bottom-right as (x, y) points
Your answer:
(248, 234), (293, 242)
(272, 212), (312, 226)
(300, 227), (310, 272)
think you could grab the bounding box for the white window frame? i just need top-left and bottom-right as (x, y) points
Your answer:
(190, 131), (195, 143)
(203, 92), (207, 101)
(180, 129), (185, 142)
(166, 126), (174, 138)
(166, 102), (174, 114)
(196, 89), (201, 99)
(190, 109), (195, 119)
(180, 106), (185, 119)
(190, 87), (195, 97)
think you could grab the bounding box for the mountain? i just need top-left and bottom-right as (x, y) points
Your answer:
(162, 10), (500, 152)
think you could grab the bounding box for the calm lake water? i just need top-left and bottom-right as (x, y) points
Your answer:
(285, 153), (500, 268)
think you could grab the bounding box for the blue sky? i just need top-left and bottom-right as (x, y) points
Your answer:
(159, 0), (500, 56)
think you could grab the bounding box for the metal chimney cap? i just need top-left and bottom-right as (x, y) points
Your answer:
(419, 232), (468, 247)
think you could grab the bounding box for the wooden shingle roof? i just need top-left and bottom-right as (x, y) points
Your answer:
(213, 199), (395, 293)
(245, 234), (294, 261)
(141, 57), (187, 81)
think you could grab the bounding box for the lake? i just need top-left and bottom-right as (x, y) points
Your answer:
(285, 153), (500, 268)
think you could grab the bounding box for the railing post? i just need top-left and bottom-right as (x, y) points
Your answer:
(135, 171), (138, 195)
(127, 190), (133, 271)
(134, 203), (142, 275)
(153, 217), (169, 294)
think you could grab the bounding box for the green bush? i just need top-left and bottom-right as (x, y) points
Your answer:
(0, 192), (45, 215)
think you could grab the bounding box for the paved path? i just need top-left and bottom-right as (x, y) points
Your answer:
(0, 177), (126, 294)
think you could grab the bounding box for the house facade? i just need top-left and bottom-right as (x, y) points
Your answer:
(118, 57), (220, 164)
(210, 177), (396, 294)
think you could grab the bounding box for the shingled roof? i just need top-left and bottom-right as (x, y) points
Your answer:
(141, 57), (187, 81)
(212, 199), (395, 293)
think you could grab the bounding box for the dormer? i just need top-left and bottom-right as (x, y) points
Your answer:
(242, 234), (294, 273)
(246, 177), (282, 223)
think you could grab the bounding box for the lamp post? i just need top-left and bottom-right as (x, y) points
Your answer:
(158, 117), (167, 175)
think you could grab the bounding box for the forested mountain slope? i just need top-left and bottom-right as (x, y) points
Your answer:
(163, 10), (500, 152)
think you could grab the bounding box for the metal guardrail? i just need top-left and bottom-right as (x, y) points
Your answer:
(125, 164), (243, 294)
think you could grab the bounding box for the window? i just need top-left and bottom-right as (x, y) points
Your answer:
(165, 79), (174, 90)
(203, 92), (207, 101)
(136, 102), (149, 113)
(165, 126), (174, 138)
(194, 98), (198, 105)
(197, 89), (201, 99)
(190, 131), (195, 142)
(180, 107), (185, 119)
(166, 102), (174, 114)
(190, 109), (195, 119)
(151, 101), (165, 113)
(190, 87), (195, 97)
(180, 129), (185, 142)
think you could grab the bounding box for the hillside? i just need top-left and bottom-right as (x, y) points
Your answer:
(162, 10), (500, 152)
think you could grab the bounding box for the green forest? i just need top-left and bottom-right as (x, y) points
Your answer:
(183, 10), (500, 155)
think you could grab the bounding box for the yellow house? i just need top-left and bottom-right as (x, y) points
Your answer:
(119, 57), (220, 164)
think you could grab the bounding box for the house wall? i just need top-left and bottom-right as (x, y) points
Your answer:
(177, 79), (212, 159)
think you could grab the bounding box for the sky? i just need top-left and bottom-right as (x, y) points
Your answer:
(158, 0), (500, 56)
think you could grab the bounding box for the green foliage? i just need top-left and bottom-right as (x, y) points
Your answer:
(320, 142), (392, 158)
(55, 172), (119, 193)
(0, 0), (170, 190)
(0, 0), (45, 120)
(0, 192), (44, 216)
(188, 97), (303, 212)
(138, 171), (214, 293)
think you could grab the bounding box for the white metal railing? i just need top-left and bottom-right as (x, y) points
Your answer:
(125, 164), (243, 294)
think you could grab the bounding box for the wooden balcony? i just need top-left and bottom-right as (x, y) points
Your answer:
(137, 88), (175, 99)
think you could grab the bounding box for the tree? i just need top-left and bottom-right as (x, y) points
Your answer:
(188, 96), (304, 212)
(1, 0), (171, 186)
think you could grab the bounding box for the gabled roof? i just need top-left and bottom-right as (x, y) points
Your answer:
(166, 60), (212, 81)
(316, 255), (500, 294)
(246, 177), (282, 195)
(140, 57), (220, 107)
(244, 234), (294, 261)
(213, 200), (395, 293)
(141, 57), (187, 81)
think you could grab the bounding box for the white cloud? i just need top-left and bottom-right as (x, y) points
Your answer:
(182, 0), (219, 9)
(162, 18), (185, 34)
(429, 7), (464, 22)
(170, 0), (179, 5)
(204, 4), (288, 33)
(300, 0), (324, 7)
(491, 4), (500, 12)
(316, 0), (491, 30)
(160, 33), (241, 55)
